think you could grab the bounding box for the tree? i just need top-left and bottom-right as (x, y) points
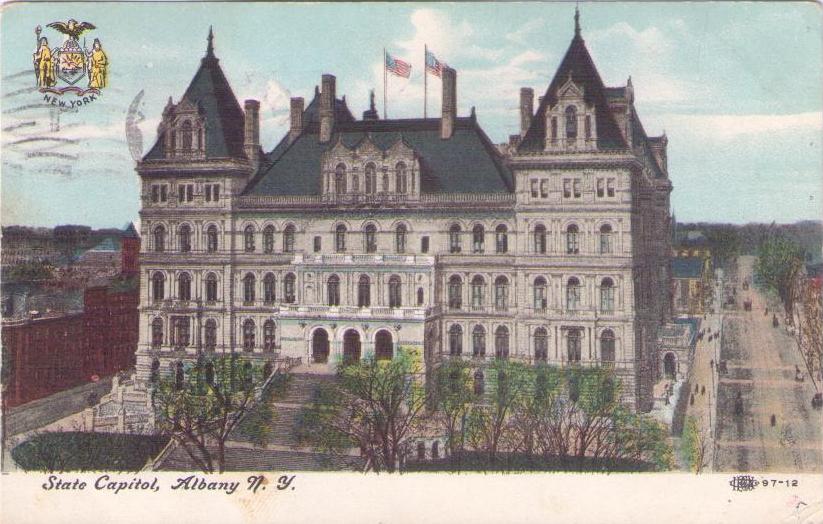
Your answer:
(681, 416), (709, 473)
(433, 359), (474, 457)
(297, 348), (428, 473)
(792, 277), (823, 389)
(464, 359), (531, 463)
(755, 234), (804, 321)
(152, 355), (277, 473)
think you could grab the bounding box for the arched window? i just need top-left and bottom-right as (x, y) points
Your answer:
(471, 276), (485, 311)
(448, 324), (463, 356)
(283, 273), (296, 303)
(205, 273), (218, 302)
(417, 287), (424, 306)
(395, 224), (407, 254)
(364, 224), (377, 253)
(495, 225), (508, 253)
(448, 275), (463, 310)
(474, 370), (485, 396)
(244, 225), (255, 253)
(565, 106), (577, 139)
(600, 278), (615, 312)
(181, 121), (193, 151)
(495, 326), (509, 359)
(567, 328), (582, 362)
(472, 225), (485, 253)
(178, 272), (191, 301)
(365, 163), (377, 195)
(173, 317), (190, 348)
(357, 275), (371, 307)
(551, 117), (558, 141)
(179, 224), (192, 253)
(494, 276), (509, 312)
(263, 273), (276, 304)
(534, 327), (548, 361)
(449, 224), (462, 253)
(334, 163), (347, 194)
(601, 329), (616, 364)
(472, 325), (486, 357)
(152, 272), (165, 301)
(263, 320), (276, 352)
(566, 277), (581, 311)
(243, 319), (255, 351)
(395, 162), (408, 194)
(335, 224), (346, 253)
(327, 275), (340, 306)
(389, 275), (402, 308)
(204, 319), (217, 351)
(534, 277), (548, 312)
(417, 442), (426, 460)
(263, 225), (275, 254)
(206, 225), (218, 253)
(151, 318), (163, 348)
(375, 330), (393, 360)
(566, 224), (579, 254)
(153, 225), (166, 253)
(243, 273), (256, 304)
(534, 224), (547, 254)
(599, 224), (613, 254)
(283, 224), (296, 253)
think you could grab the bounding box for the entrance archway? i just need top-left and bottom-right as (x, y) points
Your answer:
(312, 329), (330, 363)
(375, 330), (393, 360)
(663, 352), (676, 379)
(343, 329), (361, 364)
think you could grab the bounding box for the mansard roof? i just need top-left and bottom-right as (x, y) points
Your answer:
(518, 21), (628, 152)
(245, 117), (513, 196)
(143, 30), (246, 161)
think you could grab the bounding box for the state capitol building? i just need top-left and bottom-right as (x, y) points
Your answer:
(135, 13), (672, 412)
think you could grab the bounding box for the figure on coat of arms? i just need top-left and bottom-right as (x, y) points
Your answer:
(87, 39), (108, 89)
(33, 36), (56, 88)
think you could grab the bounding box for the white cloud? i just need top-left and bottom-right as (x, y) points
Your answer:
(506, 18), (545, 46)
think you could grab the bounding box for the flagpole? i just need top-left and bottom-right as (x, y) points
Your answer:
(424, 44), (428, 119)
(383, 47), (387, 119)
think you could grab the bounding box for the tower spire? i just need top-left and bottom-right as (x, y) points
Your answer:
(574, 5), (581, 37)
(206, 26), (214, 57)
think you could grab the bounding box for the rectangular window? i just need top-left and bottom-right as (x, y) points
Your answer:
(607, 178), (615, 197)
(596, 178), (605, 198)
(563, 179), (571, 198)
(178, 185), (185, 202)
(573, 179), (581, 198)
(151, 185), (159, 203)
(530, 179), (538, 198)
(205, 185), (212, 202)
(160, 185), (167, 202)
(213, 184), (219, 201)
(421, 236), (430, 253)
(540, 179), (549, 198)
(186, 184), (193, 202)
(313, 236), (321, 253)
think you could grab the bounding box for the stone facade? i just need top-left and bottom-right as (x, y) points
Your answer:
(134, 18), (671, 412)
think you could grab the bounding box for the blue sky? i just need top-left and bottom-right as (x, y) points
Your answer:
(1, 2), (821, 227)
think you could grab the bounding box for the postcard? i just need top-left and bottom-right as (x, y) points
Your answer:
(1, 2), (821, 523)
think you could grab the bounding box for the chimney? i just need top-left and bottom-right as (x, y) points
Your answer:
(289, 97), (304, 142)
(519, 87), (534, 137)
(244, 99), (260, 167)
(319, 74), (336, 143)
(441, 66), (456, 139)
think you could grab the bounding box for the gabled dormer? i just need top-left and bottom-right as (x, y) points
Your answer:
(158, 97), (207, 160)
(545, 76), (597, 152)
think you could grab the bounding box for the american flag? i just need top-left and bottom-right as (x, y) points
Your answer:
(385, 52), (411, 78)
(425, 50), (445, 77)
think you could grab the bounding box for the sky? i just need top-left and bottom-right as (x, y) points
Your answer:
(1, 2), (821, 228)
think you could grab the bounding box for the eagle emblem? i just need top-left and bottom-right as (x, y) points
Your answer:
(47, 19), (96, 42)
(33, 20), (108, 96)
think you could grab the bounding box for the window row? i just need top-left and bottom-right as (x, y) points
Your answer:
(329, 162), (413, 195)
(532, 223), (615, 255)
(149, 183), (220, 205)
(149, 317), (278, 352)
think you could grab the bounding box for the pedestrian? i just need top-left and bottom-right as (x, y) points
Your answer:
(770, 414), (776, 427)
(711, 359), (715, 369)
(695, 384), (699, 394)
(701, 385), (705, 395)
(690, 393), (694, 406)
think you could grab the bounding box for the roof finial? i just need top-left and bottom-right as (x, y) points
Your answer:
(206, 26), (214, 57)
(574, 4), (581, 37)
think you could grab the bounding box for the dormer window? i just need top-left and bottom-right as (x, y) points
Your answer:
(565, 106), (577, 139)
(365, 163), (377, 194)
(585, 115), (592, 140)
(551, 117), (558, 141)
(335, 164), (347, 194)
(395, 162), (408, 194)
(181, 121), (193, 151)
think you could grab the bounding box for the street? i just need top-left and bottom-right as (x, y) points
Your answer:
(714, 256), (823, 472)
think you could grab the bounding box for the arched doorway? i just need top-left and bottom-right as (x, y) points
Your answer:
(343, 329), (361, 364)
(312, 329), (330, 363)
(663, 352), (677, 379)
(375, 330), (393, 360)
